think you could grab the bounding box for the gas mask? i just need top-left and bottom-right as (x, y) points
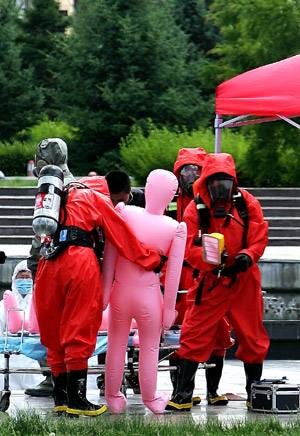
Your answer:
(207, 173), (234, 218)
(33, 158), (48, 177)
(33, 138), (69, 177)
(179, 164), (202, 197)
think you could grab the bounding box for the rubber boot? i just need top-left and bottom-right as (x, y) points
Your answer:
(206, 355), (228, 406)
(165, 358), (199, 411)
(244, 362), (263, 409)
(169, 357), (180, 397)
(169, 357), (201, 406)
(66, 369), (107, 416)
(52, 372), (68, 415)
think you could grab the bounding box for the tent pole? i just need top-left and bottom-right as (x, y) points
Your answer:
(214, 115), (223, 153)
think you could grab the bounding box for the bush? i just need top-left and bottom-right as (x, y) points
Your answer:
(120, 120), (251, 185)
(0, 118), (79, 177)
(17, 118), (78, 146)
(0, 141), (36, 176)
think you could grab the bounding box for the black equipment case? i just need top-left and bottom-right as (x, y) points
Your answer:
(251, 379), (300, 413)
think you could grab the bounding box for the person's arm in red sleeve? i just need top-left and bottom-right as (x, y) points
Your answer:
(96, 195), (161, 271)
(236, 190), (268, 265)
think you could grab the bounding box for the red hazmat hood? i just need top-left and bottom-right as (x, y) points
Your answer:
(216, 54), (300, 117)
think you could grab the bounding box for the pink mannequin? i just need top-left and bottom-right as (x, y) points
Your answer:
(102, 169), (187, 414)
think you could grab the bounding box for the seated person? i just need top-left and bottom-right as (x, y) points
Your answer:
(0, 260), (44, 390)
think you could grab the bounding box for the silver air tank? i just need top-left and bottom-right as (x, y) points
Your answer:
(32, 165), (64, 244)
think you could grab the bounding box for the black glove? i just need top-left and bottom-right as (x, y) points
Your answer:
(235, 253), (252, 272)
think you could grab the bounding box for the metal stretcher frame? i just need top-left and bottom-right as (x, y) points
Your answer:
(0, 325), (184, 412)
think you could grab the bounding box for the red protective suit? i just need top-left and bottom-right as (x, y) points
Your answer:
(177, 153), (269, 364)
(33, 177), (160, 376)
(172, 147), (207, 323)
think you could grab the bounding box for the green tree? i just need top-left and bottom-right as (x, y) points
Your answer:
(120, 120), (251, 185)
(0, 0), (43, 141)
(17, 0), (70, 118)
(172, 0), (219, 57)
(206, 0), (300, 186)
(55, 0), (213, 174)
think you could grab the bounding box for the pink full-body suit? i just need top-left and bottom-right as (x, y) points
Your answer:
(102, 169), (187, 414)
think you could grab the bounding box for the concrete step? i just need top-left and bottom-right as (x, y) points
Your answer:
(0, 187), (37, 196)
(0, 235), (33, 244)
(262, 207), (300, 217)
(0, 225), (34, 236)
(257, 197), (300, 207)
(266, 217), (300, 227)
(0, 196), (34, 206)
(268, 227), (300, 236)
(267, 238), (300, 246)
(245, 187), (300, 197)
(0, 206), (33, 216)
(0, 216), (33, 226)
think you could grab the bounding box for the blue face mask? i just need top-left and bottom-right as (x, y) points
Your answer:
(15, 278), (33, 295)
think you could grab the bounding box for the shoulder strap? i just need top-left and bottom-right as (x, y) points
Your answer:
(233, 189), (248, 230)
(193, 194), (210, 246)
(232, 189), (248, 247)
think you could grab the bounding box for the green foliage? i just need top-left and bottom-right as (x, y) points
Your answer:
(120, 120), (250, 185)
(54, 0), (214, 171)
(17, 118), (78, 147)
(0, 140), (36, 176)
(0, 0), (43, 141)
(241, 122), (300, 187)
(17, 0), (71, 118)
(0, 118), (78, 176)
(95, 149), (123, 176)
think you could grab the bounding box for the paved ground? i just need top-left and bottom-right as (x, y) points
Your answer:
(2, 359), (300, 424)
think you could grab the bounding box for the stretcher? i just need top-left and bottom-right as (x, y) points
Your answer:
(0, 321), (213, 413)
(0, 323), (181, 413)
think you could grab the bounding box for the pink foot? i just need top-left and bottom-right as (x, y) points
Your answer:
(105, 391), (127, 414)
(143, 391), (170, 414)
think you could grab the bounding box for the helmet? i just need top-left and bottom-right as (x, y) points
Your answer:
(178, 164), (202, 197)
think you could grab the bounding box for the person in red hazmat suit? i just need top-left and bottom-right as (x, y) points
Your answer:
(168, 147), (233, 407)
(166, 152), (269, 411)
(33, 174), (163, 417)
(101, 169), (187, 414)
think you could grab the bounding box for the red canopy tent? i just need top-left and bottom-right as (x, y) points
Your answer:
(214, 54), (300, 152)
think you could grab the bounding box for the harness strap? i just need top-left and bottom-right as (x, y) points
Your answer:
(45, 226), (94, 260)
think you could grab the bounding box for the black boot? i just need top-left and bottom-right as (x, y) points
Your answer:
(169, 357), (201, 406)
(169, 357), (180, 397)
(52, 372), (68, 415)
(165, 358), (199, 411)
(244, 362), (263, 409)
(66, 369), (107, 416)
(24, 374), (54, 397)
(206, 355), (228, 406)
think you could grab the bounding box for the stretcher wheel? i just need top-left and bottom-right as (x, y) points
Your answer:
(0, 390), (11, 412)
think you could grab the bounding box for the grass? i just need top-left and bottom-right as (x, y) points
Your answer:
(0, 178), (38, 187)
(1, 411), (300, 436)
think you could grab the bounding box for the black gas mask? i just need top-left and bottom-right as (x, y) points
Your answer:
(179, 164), (202, 197)
(33, 157), (49, 177)
(207, 173), (234, 218)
